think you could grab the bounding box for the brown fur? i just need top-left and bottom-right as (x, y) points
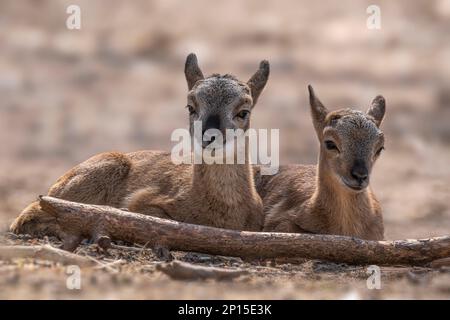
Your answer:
(124, 151), (263, 230)
(10, 54), (270, 237)
(259, 86), (386, 240)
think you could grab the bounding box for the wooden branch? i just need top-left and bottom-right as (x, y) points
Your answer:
(39, 196), (450, 266)
(156, 260), (248, 280)
(430, 257), (450, 268)
(0, 245), (96, 267)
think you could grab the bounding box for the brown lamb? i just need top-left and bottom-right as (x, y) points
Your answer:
(10, 53), (270, 237)
(258, 85), (386, 240)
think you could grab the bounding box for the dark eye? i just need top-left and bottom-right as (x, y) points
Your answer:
(236, 110), (250, 119)
(375, 146), (384, 156)
(187, 105), (196, 116)
(324, 140), (339, 152)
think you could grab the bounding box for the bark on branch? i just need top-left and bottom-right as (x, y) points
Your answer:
(39, 196), (450, 266)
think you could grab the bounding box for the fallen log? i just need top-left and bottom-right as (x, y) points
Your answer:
(39, 196), (450, 266)
(0, 245), (96, 267)
(430, 257), (450, 268)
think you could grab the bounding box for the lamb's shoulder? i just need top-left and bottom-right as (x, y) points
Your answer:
(121, 151), (192, 210)
(256, 164), (316, 202)
(259, 164), (317, 232)
(125, 150), (192, 192)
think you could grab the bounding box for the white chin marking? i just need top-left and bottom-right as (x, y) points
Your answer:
(194, 139), (245, 164)
(340, 177), (366, 192)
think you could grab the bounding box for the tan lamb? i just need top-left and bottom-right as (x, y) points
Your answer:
(258, 85), (386, 240)
(11, 54), (270, 237)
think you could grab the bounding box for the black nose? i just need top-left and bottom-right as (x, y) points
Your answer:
(202, 115), (221, 136)
(202, 115), (221, 147)
(351, 162), (368, 184)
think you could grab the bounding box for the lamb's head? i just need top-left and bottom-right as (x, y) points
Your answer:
(308, 85), (386, 192)
(184, 53), (269, 148)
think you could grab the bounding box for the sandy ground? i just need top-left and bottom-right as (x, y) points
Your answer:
(1, 233), (449, 300)
(0, 0), (449, 299)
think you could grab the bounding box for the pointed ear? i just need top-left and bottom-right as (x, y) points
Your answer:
(247, 60), (270, 105)
(184, 53), (204, 90)
(367, 95), (386, 127)
(308, 85), (328, 137)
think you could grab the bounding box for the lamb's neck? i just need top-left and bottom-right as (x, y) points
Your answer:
(192, 158), (257, 208)
(310, 155), (374, 233)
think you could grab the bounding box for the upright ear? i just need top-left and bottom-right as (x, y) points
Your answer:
(185, 53), (204, 90)
(247, 60), (270, 105)
(367, 95), (386, 127)
(308, 85), (328, 137)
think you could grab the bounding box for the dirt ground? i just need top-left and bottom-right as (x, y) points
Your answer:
(0, 0), (449, 299)
(1, 233), (449, 300)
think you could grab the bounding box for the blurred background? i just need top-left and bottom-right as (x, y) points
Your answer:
(0, 0), (449, 242)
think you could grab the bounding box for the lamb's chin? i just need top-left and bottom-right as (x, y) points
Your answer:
(194, 140), (247, 164)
